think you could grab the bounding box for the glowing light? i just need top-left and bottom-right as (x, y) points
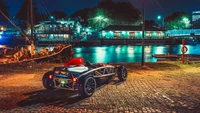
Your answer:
(61, 80), (65, 84)
(48, 75), (53, 80)
(75, 48), (82, 52)
(50, 16), (54, 19)
(157, 15), (161, 20)
(95, 47), (106, 62)
(115, 46), (121, 53)
(72, 77), (78, 82)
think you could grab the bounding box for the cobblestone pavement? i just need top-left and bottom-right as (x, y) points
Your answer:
(0, 66), (200, 112)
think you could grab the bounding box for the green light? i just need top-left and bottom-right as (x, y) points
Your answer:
(61, 80), (65, 84)
(96, 16), (103, 20)
(157, 15), (161, 20)
(50, 16), (54, 19)
(183, 17), (188, 21)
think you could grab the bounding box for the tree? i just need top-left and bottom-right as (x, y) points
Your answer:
(0, 0), (9, 25)
(71, 8), (90, 26)
(88, 8), (113, 30)
(113, 2), (141, 25)
(16, 0), (37, 30)
(145, 20), (160, 28)
(87, 0), (141, 30)
(165, 12), (191, 30)
(50, 11), (67, 19)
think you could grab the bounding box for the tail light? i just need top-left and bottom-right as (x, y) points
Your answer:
(48, 74), (53, 80)
(72, 77), (78, 83)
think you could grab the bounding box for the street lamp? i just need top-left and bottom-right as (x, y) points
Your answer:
(141, 0), (145, 66)
(157, 15), (164, 28)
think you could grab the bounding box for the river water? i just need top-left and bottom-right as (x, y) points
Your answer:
(1, 44), (200, 63)
(72, 44), (200, 63)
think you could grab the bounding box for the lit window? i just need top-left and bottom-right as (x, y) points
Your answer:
(146, 32), (151, 37)
(129, 32), (135, 37)
(157, 32), (161, 37)
(114, 32), (120, 37)
(64, 34), (68, 38)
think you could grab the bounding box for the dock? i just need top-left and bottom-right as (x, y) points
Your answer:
(152, 54), (200, 62)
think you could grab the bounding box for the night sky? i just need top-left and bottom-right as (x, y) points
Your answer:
(4, 0), (200, 20)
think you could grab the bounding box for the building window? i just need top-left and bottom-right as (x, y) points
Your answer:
(146, 32), (151, 37)
(114, 32), (120, 37)
(157, 32), (161, 37)
(129, 32), (135, 37)
(64, 34), (69, 38)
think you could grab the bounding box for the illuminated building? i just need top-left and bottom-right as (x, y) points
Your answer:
(166, 29), (200, 37)
(34, 18), (84, 43)
(99, 25), (166, 39)
(192, 11), (200, 28)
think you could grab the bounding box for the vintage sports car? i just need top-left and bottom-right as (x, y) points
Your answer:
(42, 58), (128, 97)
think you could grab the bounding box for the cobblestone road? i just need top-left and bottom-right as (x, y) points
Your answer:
(0, 63), (200, 113)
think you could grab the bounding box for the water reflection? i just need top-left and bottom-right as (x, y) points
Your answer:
(1, 44), (199, 63)
(73, 44), (200, 63)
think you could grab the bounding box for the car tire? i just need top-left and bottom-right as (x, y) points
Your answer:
(78, 76), (96, 97)
(42, 71), (55, 90)
(118, 65), (128, 81)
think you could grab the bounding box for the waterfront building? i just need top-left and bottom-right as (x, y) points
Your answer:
(192, 11), (200, 28)
(34, 17), (86, 43)
(166, 29), (200, 38)
(98, 25), (166, 39)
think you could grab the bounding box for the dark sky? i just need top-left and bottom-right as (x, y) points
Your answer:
(4, 0), (200, 21)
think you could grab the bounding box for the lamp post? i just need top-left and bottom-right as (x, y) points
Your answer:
(141, 0), (145, 66)
(157, 15), (164, 28)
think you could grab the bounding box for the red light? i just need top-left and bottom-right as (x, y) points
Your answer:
(72, 77), (78, 82)
(48, 75), (53, 80)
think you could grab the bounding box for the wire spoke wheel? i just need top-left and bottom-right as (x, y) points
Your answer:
(118, 66), (128, 81)
(85, 77), (96, 95)
(122, 69), (127, 80)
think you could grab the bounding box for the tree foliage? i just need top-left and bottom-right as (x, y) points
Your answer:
(71, 8), (90, 26)
(88, 8), (113, 30)
(113, 2), (141, 25)
(165, 12), (191, 30)
(72, 0), (141, 30)
(50, 11), (67, 19)
(145, 20), (160, 28)
(16, 0), (37, 30)
(0, 0), (9, 25)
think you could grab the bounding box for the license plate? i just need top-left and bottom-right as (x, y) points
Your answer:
(56, 78), (68, 84)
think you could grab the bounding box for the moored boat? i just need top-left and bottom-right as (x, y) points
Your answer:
(0, 44), (74, 65)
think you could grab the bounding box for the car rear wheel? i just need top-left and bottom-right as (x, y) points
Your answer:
(118, 65), (128, 81)
(78, 76), (96, 97)
(42, 71), (55, 90)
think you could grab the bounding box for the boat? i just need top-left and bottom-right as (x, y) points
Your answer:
(0, 44), (74, 65)
(184, 36), (198, 45)
(0, 0), (75, 65)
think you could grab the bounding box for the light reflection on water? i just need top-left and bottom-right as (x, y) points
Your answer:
(73, 44), (200, 63)
(1, 44), (200, 63)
